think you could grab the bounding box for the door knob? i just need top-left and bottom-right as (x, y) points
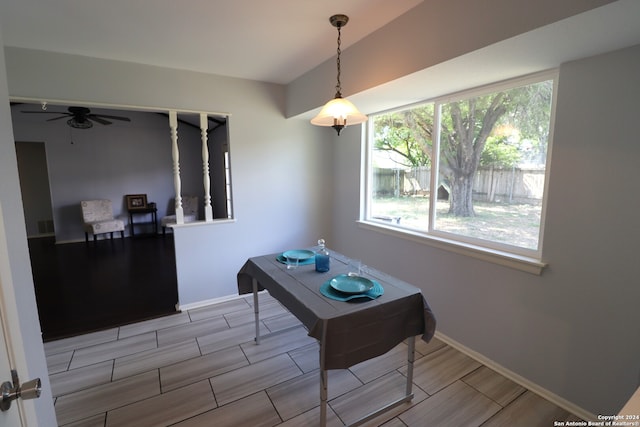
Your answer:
(1, 369), (41, 411)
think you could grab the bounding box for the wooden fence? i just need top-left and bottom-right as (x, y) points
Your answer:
(373, 166), (545, 203)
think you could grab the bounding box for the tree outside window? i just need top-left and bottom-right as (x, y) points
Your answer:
(367, 74), (555, 254)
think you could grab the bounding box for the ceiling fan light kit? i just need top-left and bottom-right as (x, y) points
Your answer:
(311, 14), (367, 135)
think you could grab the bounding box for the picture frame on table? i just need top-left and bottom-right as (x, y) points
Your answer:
(126, 194), (148, 210)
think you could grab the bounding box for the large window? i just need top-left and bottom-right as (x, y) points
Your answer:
(365, 72), (556, 258)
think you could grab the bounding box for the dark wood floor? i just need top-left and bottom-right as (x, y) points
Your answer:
(28, 235), (179, 342)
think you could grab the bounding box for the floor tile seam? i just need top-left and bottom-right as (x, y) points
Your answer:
(324, 368), (374, 408)
(54, 368), (162, 402)
(69, 330), (158, 355)
(237, 339), (256, 369)
(156, 322), (237, 348)
(68, 343), (161, 371)
(225, 312), (287, 330)
(262, 386), (287, 424)
(101, 369), (181, 426)
(56, 372), (164, 425)
(155, 344), (253, 393)
(477, 404), (512, 427)
(59, 412), (107, 427)
(187, 302), (256, 322)
(112, 337), (199, 370)
(159, 313), (227, 333)
(156, 348), (231, 379)
(196, 333), (258, 356)
(195, 335), (205, 356)
(43, 330), (121, 356)
(51, 359), (117, 400)
(459, 366), (528, 409)
(206, 374), (219, 408)
(209, 352), (304, 396)
(221, 312), (233, 329)
(287, 346), (317, 375)
(193, 388), (281, 425)
(359, 360), (419, 387)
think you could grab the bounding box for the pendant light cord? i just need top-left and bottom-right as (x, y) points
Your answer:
(335, 25), (342, 98)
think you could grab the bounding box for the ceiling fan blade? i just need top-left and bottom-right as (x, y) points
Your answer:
(87, 115), (113, 125)
(47, 115), (74, 122)
(92, 114), (131, 122)
(21, 111), (68, 115)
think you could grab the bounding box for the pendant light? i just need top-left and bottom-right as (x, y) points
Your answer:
(311, 14), (367, 135)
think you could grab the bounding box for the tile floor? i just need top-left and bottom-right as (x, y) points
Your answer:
(45, 292), (582, 426)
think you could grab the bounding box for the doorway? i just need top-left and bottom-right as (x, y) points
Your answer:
(14, 141), (179, 341)
(15, 141), (54, 238)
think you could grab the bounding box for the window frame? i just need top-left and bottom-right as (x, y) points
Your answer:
(360, 70), (558, 274)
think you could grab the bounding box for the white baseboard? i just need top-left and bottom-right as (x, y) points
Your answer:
(178, 292), (261, 312)
(434, 331), (597, 422)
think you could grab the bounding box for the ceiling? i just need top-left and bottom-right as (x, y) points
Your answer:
(2, 0), (639, 119)
(0, 0), (422, 85)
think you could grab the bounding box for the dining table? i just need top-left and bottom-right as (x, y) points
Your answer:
(237, 248), (436, 427)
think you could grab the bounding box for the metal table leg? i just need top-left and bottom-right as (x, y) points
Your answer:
(319, 320), (328, 427)
(322, 335), (416, 427)
(252, 278), (260, 344)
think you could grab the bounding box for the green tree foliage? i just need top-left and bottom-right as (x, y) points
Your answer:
(373, 105), (434, 168)
(372, 79), (552, 217)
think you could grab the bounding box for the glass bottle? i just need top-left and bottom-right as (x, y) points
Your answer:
(315, 239), (330, 272)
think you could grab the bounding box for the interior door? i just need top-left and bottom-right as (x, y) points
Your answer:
(0, 203), (25, 425)
(0, 310), (24, 426)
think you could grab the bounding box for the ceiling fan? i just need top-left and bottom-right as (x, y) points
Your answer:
(21, 106), (131, 129)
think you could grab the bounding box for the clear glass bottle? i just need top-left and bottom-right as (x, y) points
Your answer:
(315, 238), (330, 272)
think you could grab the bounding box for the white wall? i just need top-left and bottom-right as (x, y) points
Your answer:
(329, 44), (640, 417)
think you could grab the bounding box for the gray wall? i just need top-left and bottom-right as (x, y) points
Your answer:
(1, 1), (638, 424)
(330, 45), (640, 416)
(4, 46), (333, 304)
(11, 107), (204, 242)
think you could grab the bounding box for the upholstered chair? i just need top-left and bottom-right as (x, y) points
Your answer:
(80, 199), (125, 242)
(161, 196), (199, 235)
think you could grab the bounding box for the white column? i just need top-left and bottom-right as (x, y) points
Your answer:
(169, 111), (184, 223)
(201, 113), (213, 221)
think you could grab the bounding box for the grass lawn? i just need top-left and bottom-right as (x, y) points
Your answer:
(371, 196), (541, 250)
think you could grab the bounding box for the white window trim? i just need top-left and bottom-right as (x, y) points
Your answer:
(357, 219), (547, 275)
(361, 70), (558, 275)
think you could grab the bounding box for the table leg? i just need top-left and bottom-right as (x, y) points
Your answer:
(319, 320), (328, 427)
(342, 336), (416, 427)
(406, 335), (415, 397)
(252, 278), (260, 345)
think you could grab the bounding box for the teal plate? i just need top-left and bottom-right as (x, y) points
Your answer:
(330, 274), (374, 294)
(277, 253), (315, 265)
(282, 249), (315, 261)
(320, 277), (384, 302)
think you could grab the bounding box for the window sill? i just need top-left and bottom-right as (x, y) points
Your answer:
(357, 220), (547, 275)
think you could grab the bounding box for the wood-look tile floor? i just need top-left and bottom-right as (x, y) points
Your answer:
(45, 292), (583, 426)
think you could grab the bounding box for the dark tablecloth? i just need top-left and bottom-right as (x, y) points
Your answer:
(237, 250), (436, 370)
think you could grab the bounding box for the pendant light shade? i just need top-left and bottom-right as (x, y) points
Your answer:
(311, 14), (367, 135)
(310, 97), (367, 134)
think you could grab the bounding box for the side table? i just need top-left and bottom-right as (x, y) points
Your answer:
(128, 204), (158, 237)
